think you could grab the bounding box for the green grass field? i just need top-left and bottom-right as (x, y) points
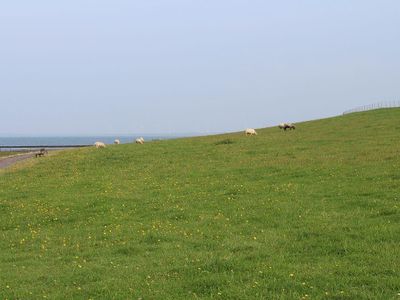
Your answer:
(1, 109), (399, 299)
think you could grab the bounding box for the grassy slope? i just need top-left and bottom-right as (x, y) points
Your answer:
(0, 109), (399, 299)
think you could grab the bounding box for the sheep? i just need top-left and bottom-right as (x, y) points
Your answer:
(114, 139), (120, 145)
(245, 128), (257, 136)
(135, 137), (145, 144)
(279, 123), (296, 131)
(94, 141), (106, 148)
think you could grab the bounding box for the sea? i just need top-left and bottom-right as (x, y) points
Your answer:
(0, 135), (186, 151)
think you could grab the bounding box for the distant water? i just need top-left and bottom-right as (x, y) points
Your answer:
(0, 135), (181, 148)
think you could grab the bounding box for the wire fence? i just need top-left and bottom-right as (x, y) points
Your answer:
(343, 101), (400, 115)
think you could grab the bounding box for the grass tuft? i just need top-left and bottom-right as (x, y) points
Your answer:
(215, 138), (235, 145)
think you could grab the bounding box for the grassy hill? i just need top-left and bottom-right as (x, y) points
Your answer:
(1, 109), (399, 299)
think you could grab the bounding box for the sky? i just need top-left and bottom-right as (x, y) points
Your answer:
(0, 0), (399, 136)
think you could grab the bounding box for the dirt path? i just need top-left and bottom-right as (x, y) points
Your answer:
(0, 153), (36, 169)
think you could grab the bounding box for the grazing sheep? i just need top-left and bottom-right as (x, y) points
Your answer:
(135, 137), (145, 144)
(114, 139), (120, 145)
(94, 141), (106, 148)
(245, 128), (257, 136)
(279, 123), (296, 131)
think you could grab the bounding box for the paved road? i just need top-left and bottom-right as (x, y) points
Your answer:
(0, 153), (36, 169)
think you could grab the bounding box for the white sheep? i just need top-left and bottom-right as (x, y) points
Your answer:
(114, 139), (120, 145)
(135, 137), (145, 144)
(94, 141), (106, 148)
(245, 128), (257, 136)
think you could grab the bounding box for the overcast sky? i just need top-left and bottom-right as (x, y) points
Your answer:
(0, 1), (399, 136)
